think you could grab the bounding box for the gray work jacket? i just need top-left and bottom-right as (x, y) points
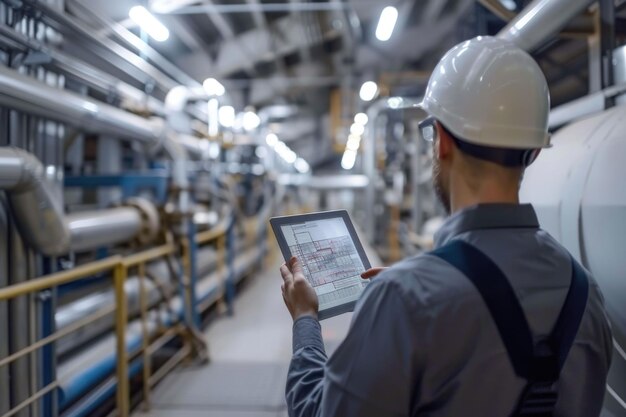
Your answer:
(286, 204), (613, 417)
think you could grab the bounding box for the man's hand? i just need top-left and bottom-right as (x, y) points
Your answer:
(361, 267), (388, 279)
(280, 256), (319, 321)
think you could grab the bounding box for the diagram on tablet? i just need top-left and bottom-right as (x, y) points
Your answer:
(281, 217), (368, 310)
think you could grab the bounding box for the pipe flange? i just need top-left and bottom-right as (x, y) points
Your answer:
(124, 197), (160, 245)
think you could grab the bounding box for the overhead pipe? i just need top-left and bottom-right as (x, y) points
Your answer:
(0, 62), (191, 215)
(482, 0), (593, 38)
(497, 0), (595, 52)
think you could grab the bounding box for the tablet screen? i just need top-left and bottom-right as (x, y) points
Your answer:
(280, 217), (368, 310)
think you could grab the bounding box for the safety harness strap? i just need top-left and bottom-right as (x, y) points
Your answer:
(429, 240), (588, 416)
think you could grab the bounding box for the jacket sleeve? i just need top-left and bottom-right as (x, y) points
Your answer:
(286, 279), (420, 417)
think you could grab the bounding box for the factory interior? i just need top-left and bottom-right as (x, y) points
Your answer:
(0, 0), (625, 416)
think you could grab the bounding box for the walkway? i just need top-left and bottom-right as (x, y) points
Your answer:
(133, 252), (360, 417)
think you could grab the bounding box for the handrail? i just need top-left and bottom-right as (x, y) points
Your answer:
(0, 244), (184, 417)
(0, 256), (122, 301)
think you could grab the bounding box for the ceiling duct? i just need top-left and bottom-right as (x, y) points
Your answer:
(497, 0), (595, 51)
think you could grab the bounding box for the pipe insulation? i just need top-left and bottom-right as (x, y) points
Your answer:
(0, 61), (197, 232)
(0, 147), (159, 255)
(0, 65), (159, 142)
(497, 0), (594, 52)
(0, 147), (70, 255)
(66, 208), (142, 253)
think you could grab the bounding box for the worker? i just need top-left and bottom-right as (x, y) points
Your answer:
(278, 36), (613, 417)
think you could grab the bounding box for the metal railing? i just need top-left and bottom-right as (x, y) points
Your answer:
(0, 243), (192, 417)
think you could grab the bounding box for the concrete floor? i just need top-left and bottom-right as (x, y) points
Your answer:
(133, 253), (355, 417)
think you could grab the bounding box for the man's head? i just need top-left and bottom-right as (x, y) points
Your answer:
(418, 36), (550, 213)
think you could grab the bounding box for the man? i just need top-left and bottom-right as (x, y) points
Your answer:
(279, 36), (613, 417)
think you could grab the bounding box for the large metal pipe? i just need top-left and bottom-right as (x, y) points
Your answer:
(67, 208), (143, 253)
(0, 147), (159, 255)
(0, 147), (70, 255)
(497, 0), (595, 52)
(0, 65), (159, 143)
(0, 63), (191, 221)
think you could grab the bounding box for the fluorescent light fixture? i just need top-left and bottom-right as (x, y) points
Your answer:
(387, 97), (403, 109)
(346, 135), (361, 151)
(218, 105), (235, 127)
(350, 122), (365, 136)
(375, 6), (398, 41)
(129, 6), (169, 42)
(284, 149), (297, 164)
(295, 158), (310, 174)
(354, 112), (368, 126)
(266, 133), (279, 147)
(499, 0), (517, 11)
(359, 81), (378, 102)
(203, 78), (225, 96)
(275, 141), (288, 153)
(341, 149), (357, 170)
(242, 111), (261, 131)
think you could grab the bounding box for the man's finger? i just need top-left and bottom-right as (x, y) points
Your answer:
(361, 267), (387, 279)
(280, 264), (293, 283)
(289, 256), (304, 275)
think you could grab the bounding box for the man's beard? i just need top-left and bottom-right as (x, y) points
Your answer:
(432, 159), (451, 215)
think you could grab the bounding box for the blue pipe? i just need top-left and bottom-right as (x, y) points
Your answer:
(59, 335), (143, 407)
(58, 275), (223, 411)
(63, 359), (143, 417)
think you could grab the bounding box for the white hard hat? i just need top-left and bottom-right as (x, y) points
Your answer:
(419, 36), (550, 149)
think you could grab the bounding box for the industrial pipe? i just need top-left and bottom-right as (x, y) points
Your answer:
(363, 97), (423, 242)
(0, 147), (70, 255)
(497, 0), (595, 52)
(0, 147), (160, 255)
(67, 208), (143, 253)
(0, 65), (159, 143)
(0, 63), (191, 214)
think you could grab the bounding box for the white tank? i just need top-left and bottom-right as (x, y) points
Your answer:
(520, 105), (626, 415)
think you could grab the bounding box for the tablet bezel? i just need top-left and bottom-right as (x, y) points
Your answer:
(270, 210), (372, 319)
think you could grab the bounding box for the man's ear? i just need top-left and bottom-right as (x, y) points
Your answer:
(435, 122), (453, 160)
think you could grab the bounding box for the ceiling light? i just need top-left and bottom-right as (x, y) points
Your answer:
(375, 6), (398, 42)
(295, 158), (310, 174)
(350, 123), (365, 136)
(284, 149), (297, 164)
(242, 111), (261, 131)
(203, 77), (225, 96)
(218, 105), (235, 128)
(387, 97), (403, 109)
(341, 150), (357, 170)
(499, 0), (517, 11)
(265, 133), (279, 147)
(354, 112), (368, 125)
(129, 6), (169, 42)
(346, 135), (361, 151)
(359, 81), (378, 102)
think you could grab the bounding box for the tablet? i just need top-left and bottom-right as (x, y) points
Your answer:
(270, 210), (371, 320)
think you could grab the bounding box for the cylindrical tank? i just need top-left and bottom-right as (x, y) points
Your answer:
(520, 105), (626, 415)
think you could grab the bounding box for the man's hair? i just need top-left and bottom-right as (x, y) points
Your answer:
(439, 123), (537, 168)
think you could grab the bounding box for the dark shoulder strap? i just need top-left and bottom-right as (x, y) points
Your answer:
(429, 240), (589, 378)
(429, 240), (535, 379)
(429, 240), (589, 417)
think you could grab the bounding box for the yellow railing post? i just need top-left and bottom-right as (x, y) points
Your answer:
(114, 262), (130, 417)
(216, 233), (227, 312)
(138, 262), (151, 411)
